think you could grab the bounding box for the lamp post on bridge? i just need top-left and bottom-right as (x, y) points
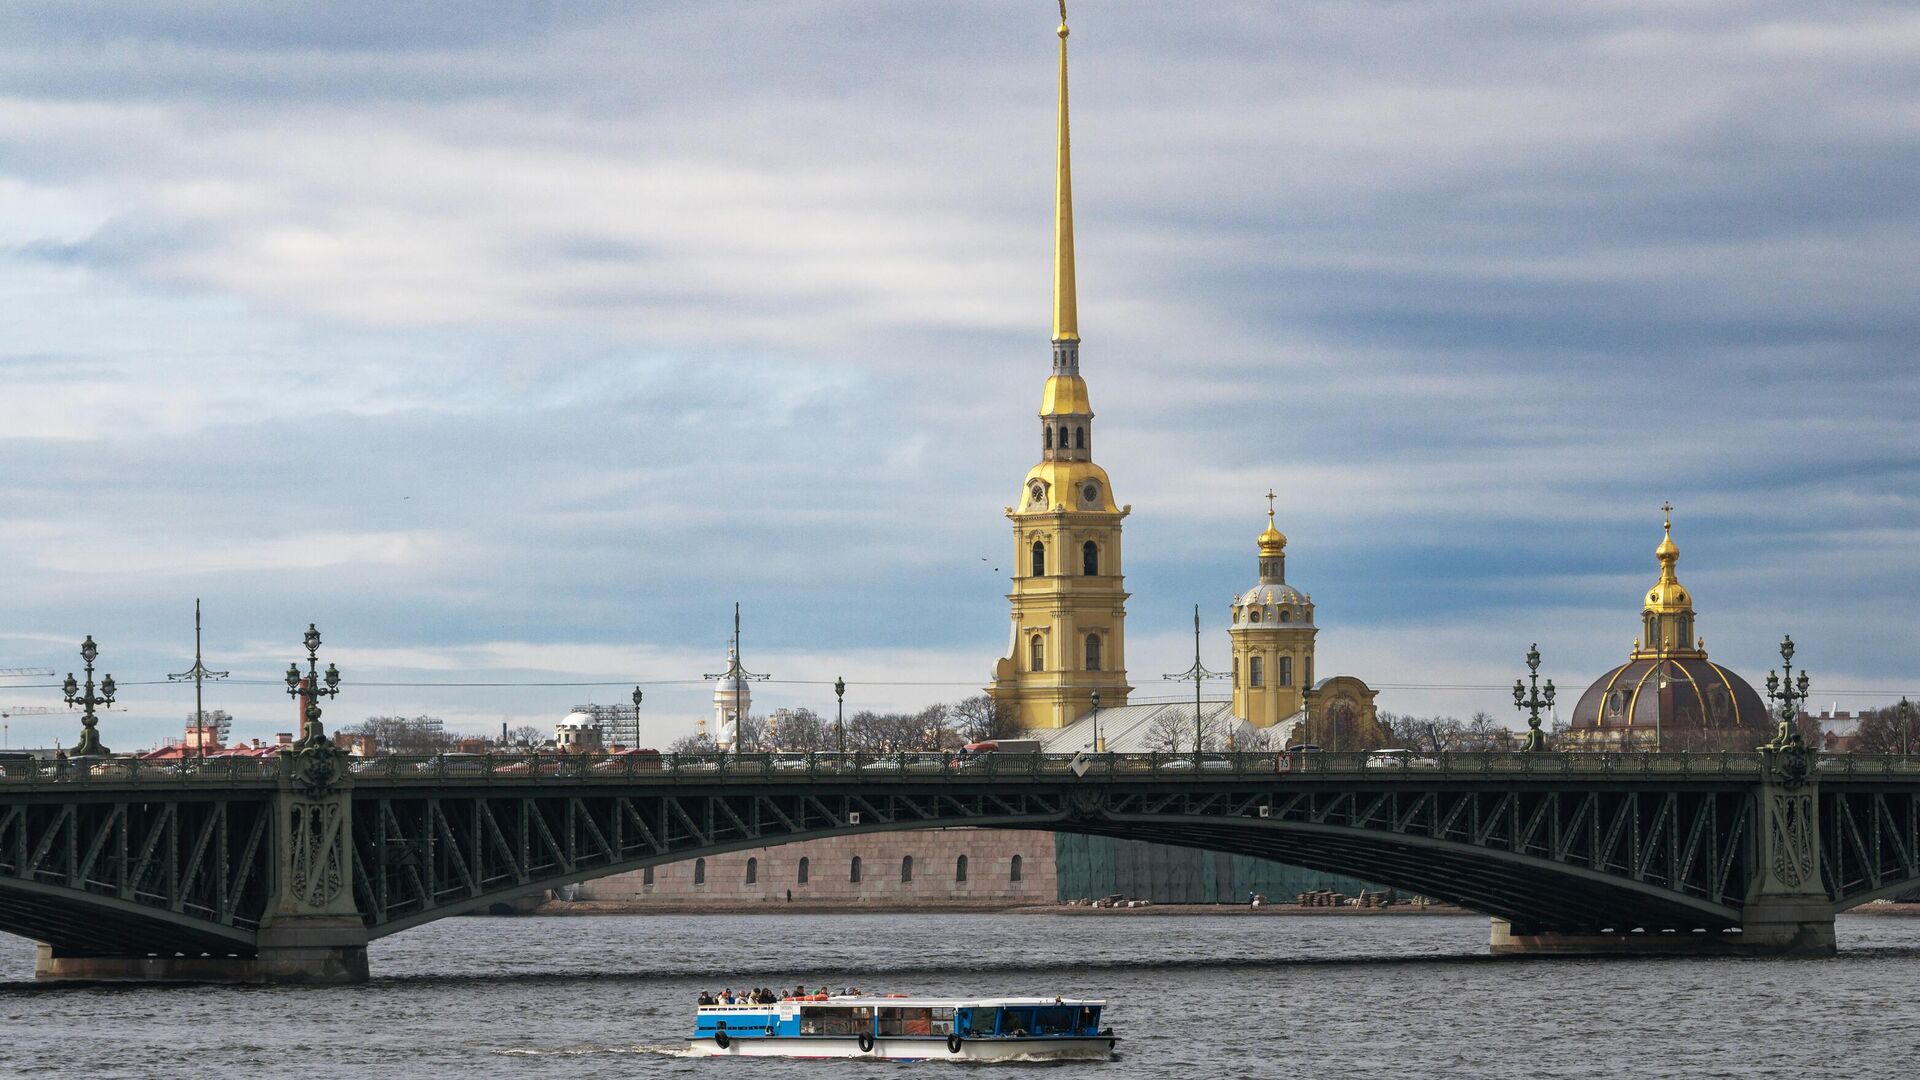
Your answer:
(835, 676), (847, 756)
(284, 623), (342, 749)
(1163, 605), (1229, 763)
(1764, 635), (1811, 751)
(1090, 688), (1103, 753)
(1512, 643), (1554, 752)
(62, 635), (114, 756)
(169, 599), (229, 759)
(631, 686), (644, 749)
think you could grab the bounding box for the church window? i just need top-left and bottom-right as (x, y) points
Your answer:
(694, 858), (706, 886)
(1085, 634), (1101, 671)
(956, 854), (969, 883)
(1010, 854), (1024, 882)
(1044, 426), (1053, 449)
(745, 857), (758, 885)
(1031, 541), (1045, 577)
(1075, 427), (1085, 449)
(798, 856), (810, 885)
(1250, 656), (1264, 688)
(850, 856), (863, 883)
(1082, 540), (1098, 575)
(1279, 656), (1292, 687)
(1279, 609), (1290, 623)
(1249, 609), (1261, 624)
(1059, 425), (1069, 448)
(1030, 634), (1045, 672)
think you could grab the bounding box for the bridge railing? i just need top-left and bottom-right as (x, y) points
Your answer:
(9, 749), (1920, 786)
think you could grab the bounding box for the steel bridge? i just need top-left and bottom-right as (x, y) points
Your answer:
(4, 746), (1918, 981)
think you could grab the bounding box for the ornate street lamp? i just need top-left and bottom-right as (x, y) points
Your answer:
(834, 676), (847, 756)
(1764, 635), (1810, 751)
(62, 634), (115, 756)
(284, 623), (342, 750)
(1091, 688), (1103, 753)
(631, 686), (644, 748)
(1512, 642), (1554, 752)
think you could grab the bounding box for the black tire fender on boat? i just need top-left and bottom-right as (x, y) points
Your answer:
(947, 1034), (964, 1054)
(714, 1030), (730, 1049)
(858, 1032), (875, 1053)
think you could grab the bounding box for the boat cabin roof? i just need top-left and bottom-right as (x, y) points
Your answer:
(697, 996), (1102, 1012)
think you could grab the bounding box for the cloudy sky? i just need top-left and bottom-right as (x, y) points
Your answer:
(2, 1), (1916, 750)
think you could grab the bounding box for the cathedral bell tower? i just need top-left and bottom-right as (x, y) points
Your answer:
(1229, 493), (1317, 728)
(989, 3), (1133, 729)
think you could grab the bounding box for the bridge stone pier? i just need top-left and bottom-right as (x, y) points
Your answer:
(6, 744), (1919, 982)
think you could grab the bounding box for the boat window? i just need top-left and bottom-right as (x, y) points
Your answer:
(1078, 1005), (1102, 1035)
(878, 1007), (946, 1037)
(997, 1006), (1035, 1036)
(956, 1008), (988, 1038)
(800, 1007), (868, 1037)
(1034, 1006), (1077, 1035)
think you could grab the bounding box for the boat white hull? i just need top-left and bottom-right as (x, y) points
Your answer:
(684, 1035), (1115, 1062)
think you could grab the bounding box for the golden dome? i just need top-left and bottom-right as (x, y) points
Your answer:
(1644, 506), (1691, 614)
(1258, 510), (1287, 556)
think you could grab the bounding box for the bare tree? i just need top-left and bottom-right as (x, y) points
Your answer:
(1851, 700), (1919, 755)
(501, 724), (545, 748)
(767, 708), (832, 752)
(339, 715), (453, 755)
(668, 733), (717, 756)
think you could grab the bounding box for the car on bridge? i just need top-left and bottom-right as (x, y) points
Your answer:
(591, 748), (664, 772)
(1156, 754), (1236, 772)
(1364, 749), (1442, 771)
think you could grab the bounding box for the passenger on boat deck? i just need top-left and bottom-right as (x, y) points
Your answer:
(792, 983), (808, 998)
(698, 991), (714, 1006)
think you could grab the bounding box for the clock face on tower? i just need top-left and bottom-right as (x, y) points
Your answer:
(1080, 481), (1100, 506)
(1029, 480), (1047, 506)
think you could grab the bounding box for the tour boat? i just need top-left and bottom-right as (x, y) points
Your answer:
(686, 993), (1115, 1061)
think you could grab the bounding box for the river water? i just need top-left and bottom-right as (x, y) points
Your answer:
(0, 913), (1912, 1079)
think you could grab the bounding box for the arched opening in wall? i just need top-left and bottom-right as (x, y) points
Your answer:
(694, 858), (706, 886)
(955, 854), (969, 883)
(798, 856), (810, 885)
(1250, 609), (1262, 623)
(745, 857), (758, 885)
(1031, 541), (1046, 577)
(1030, 634), (1045, 672)
(1250, 656), (1264, 688)
(1085, 634), (1101, 672)
(1044, 426), (1053, 449)
(643, 866), (655, 888)
(1279, 609), (1290, 623)
(1075, 427), (1085, 449)
(850, 856), (863, 883)
(1279, 656), (1292, 687)
(1082, 540), (1098, 575)
(1232, 656), (1239, 686)
(488, 902), (515, 916)
(901, 855), (914, 884)
(1059, 425), (1069, 448)
(1010, 854), (1023, 882)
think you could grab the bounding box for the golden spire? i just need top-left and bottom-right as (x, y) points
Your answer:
(1051, 0), (1079, 343)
